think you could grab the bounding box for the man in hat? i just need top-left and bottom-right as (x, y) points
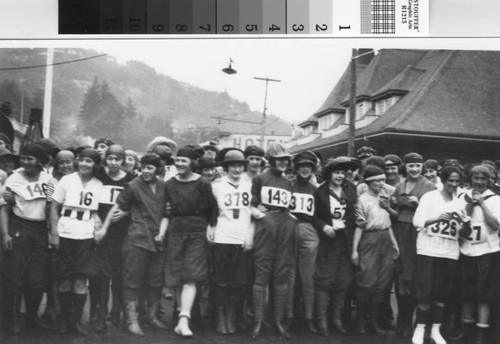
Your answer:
(146, 136), (178, 181)
(202, 140), (220, 161)
(356, 146), (377, 161)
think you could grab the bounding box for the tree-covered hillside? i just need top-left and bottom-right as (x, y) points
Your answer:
(0, 48), (289, 151)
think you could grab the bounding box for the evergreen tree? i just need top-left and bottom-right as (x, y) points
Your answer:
(100, 80), (125, 139)
(79, 77), (101, 135)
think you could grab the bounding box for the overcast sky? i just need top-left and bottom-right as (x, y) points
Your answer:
(4, 38), (500, 124)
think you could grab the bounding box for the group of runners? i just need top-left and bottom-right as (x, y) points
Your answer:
(0, 134), (499, 344)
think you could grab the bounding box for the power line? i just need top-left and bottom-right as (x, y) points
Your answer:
(0, 53), (108, 71)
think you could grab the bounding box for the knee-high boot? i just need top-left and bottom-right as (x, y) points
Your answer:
(125, 300), (144, 336)
(5, 286), (22, 334)
(370, 302), (386, 335)
(356, 302), (368, 334)
(58, 291), (72, 334)
(214, 286), (228, 334)
(251, 286), (266, 339)
(331, 292), (347, 334)
(226, 287), (241, 334)
(274, 284), (290, 338)
(24, 289), (43, 329)
(316, 290), (330, 336)
(71, 293), (89, 335)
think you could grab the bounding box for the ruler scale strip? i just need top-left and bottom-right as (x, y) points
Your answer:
(58, 0), (429, 35)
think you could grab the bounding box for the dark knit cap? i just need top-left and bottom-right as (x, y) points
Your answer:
(140, 153), (162, 169)
(177, 146), (201, 161)
(363, 165), (386, 182)
(79, 148), (101, 166)
(20, 143), (47, 162)
(244, 145), (265, 158)
(323, 156), (360, 176)
(384, 154), (402, 166)
(293, 150), (318, 167)
(403, 152), (423, 164)
(199, 156), (217, 169)
(94, 138), (114, 149)
(424, 159), (439, 171)
(105, 144), (126, 160)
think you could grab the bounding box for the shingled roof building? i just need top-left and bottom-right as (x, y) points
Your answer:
(288, 49), (500, 163)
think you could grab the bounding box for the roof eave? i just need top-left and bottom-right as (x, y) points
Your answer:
(371, 89), (409, 101)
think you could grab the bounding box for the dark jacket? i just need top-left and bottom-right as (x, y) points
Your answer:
(312, 180), (358, 253)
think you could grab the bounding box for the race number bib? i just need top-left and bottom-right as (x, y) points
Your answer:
(222, 191), (250, 210)
(261, 186), (291, 207)
(16, 182), (48, 201)
(65, 188), (99, 210)
(289, 192), (314, 216)
(427, 219), (459, 241)
(329, 196), (346, 221)
(466, 223), (486, 244)
(99, 185), (123, 205)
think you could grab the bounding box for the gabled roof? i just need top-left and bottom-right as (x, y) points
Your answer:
(340, 49), (427, 105)
(298, 114), (318, 128)
(314, 62), (366, 116)
(371, 65), (426, 101)
(291, 49), (500, 153)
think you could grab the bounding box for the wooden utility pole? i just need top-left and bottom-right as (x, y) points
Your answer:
(348, 49), (357, 157)
(254, 76), (281, 148)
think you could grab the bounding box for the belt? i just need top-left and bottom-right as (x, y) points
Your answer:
(62, 209), (91, 221)
(263, 207), (287, 213)
(365, 227), (390, 232)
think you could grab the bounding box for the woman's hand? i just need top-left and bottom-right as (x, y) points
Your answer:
(322, 225), (336, 238)
(2, 233), (12, 250)
(94, 228), (106, 243)
(393, 243), (400, 259)
(206, 225), (215, 243)
(48, 232), (59, 250)
(351, 250), (359, 266)
(437, 212), (452, 222)
(110, 208), (128, 222)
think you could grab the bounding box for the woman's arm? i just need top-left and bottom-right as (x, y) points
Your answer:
(1, 204), (12, 250)
(388, 227), (399, 259)
(49, 201), (62, 249)
(351, 226), (363, 266)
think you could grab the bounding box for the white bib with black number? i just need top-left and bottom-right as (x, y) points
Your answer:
(65, 186), (99, 210)
(467, 222), (486, 244)
(261, 186), (291, 208)
(329, 196), (346, 221)
(290, 192), (314, 216)
(17, 181), (48, 201)
(222, 190), (251, 210)
(99, 185), (123, 205)
(427, 219), (459, 241)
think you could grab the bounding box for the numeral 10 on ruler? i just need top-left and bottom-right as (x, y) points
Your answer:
(107, 0), (333, 34)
